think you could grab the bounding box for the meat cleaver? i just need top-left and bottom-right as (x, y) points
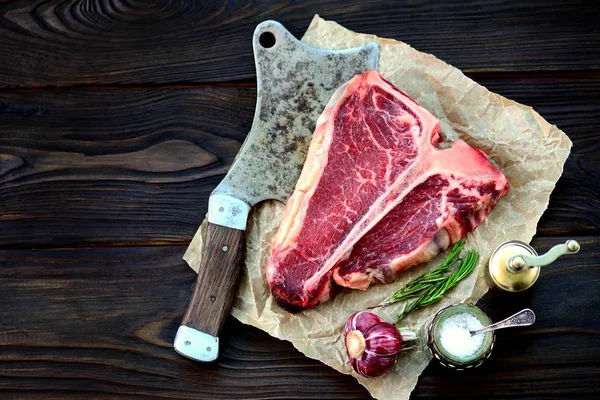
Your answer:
(174, 20), (379, 362)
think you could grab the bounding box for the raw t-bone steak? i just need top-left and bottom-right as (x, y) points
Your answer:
(267, 70), (509, 311)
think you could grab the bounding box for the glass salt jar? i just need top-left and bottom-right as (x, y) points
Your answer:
(427, 304), (495, 370)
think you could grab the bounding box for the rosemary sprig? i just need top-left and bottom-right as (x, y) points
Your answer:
(384, 240), (465, 305)
(395, 248), (479, 322)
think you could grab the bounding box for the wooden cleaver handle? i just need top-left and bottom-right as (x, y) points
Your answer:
(177, 222), (244, 359)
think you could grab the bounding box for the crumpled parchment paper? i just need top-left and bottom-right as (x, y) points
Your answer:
(184, 15), (572, 400)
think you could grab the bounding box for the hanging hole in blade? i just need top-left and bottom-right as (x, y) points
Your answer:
(259, 31), (276, 48)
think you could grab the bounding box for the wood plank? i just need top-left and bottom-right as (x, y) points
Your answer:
(1, 79), (598, 247)
(0, 245), (369, 399)
(0, 236), (597, 398)
(0, 87), (254, 247)
(0, 0), (598, 87)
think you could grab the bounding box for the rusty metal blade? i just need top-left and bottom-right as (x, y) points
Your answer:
(212, 20), (379, 206)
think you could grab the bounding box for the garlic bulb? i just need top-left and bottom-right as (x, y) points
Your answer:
(344, 311), (416, 378)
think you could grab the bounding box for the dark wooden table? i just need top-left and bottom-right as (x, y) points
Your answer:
(1, 1), (598, 398)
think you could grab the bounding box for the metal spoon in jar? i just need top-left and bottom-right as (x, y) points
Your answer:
(470, 309), (536, 336)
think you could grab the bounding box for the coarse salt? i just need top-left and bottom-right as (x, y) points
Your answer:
(439, 312), (485, 359)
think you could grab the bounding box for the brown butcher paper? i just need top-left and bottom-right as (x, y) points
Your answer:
(184, 15), (572, 400)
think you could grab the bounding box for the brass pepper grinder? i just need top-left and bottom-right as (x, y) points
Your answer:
(487, 240), (581, 292)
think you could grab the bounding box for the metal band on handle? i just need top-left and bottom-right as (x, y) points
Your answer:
(174, 326), (219, 362)
(207, 194), (251, 231)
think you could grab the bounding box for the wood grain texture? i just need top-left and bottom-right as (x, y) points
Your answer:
(0, 236), (597, 398)
(1, 78), (598, 247)
(0, 87), (253, 247)
(0, 245), (368, 399)
(0, 0), (598, 87)
(182, 223), (244, 336)
(1, 1), (599, 397)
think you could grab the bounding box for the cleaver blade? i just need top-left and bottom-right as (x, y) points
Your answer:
(174, 20), (379, 363)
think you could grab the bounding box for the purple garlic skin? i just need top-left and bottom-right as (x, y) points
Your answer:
(344, 311), (403, 378)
